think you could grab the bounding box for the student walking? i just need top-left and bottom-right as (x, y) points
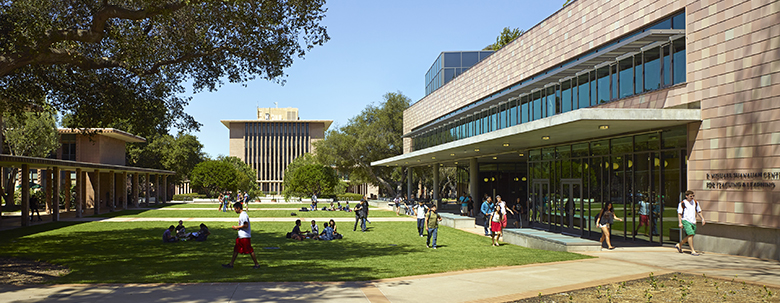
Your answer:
(489, 204), (502, 246)
(425, 205), (443, 249)
(676, 190), (705, 256)
(223, 202), (261, 269)
(414, 200), (429, 237)
(480, 196), (494, 236)
(596, 202), (623, 250)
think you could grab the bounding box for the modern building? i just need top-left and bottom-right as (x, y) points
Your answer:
(222, 107), (332, 192)
(374, 0), (780, 260)
(426, 51), (495, 96)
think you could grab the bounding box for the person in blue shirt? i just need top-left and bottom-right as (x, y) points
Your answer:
(480, 196), (494, 236)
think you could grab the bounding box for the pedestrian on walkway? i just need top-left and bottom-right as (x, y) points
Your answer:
(414, 200), (429, 237)
(490, 203), (502, 246)
(496, 195), (513, 230)
(596, 202), (623, 250)
(353, 198), (368, 232)
(480, 196), (493, 236)
(223, 202), (261, 269)
(676, 190), (705, 256)
(633, 194), (651, 236)
(425, 204), (442, 249)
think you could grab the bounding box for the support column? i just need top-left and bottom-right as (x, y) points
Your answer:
(93, 169), (101, 215)
(162, 175), (167, 203)
(75, 168), (82, 218)
(44, 169), (52, 214)
(122, 172), (128, 210)
(469, 158), (479, 205)
(154, 174), (160, 205)
(21, 164), (30, 226)
(64, 171), (71, 211)
(407, 167), (413, 201)
(109, 171), (115, 212)
(145, 173), (150, 206)
(132, 173), (139, 208)
(53, 167), (60, 221)
(432, 165), (440, 208)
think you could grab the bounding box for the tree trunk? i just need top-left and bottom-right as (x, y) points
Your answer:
(2, 167), (18, 207)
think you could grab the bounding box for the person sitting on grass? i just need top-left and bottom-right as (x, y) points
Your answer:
(163, 225), (178, 243)
(307, 220), (320, 239)
(344, 201), (350, 212)
(290, 219), (308, 241)
(319, 222), (334, 240)
(188, 223), (211, 242)
(329, 219), (338, 234)
(175, 220), (187, 238)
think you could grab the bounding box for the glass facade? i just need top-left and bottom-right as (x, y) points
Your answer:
(527, 126), (687, 244)
(412, 12), (686, 151)
(425, 51), (495, 96)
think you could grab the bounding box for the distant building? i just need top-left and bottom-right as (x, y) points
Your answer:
(56, 128), (145, 165)
(222, 108), (332, 192)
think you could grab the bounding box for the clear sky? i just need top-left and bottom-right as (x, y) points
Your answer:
(184, 0), (565, 158)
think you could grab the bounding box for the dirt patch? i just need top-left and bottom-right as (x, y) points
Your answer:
(514, 272), (778, 303)
(0, 257), (70, 285)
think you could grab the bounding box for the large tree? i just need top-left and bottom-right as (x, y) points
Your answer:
(314, 92), (409, 198)
(484, 27), (525, 51)
(218, 156), (260, 195)
(189, 160), (237, 197)
(282, 153), (340, 200)
(0, 0), (329, 136)
(1, 110), (60, 205)
(126, 132), (206, 185)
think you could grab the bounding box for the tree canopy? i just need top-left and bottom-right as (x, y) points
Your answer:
(282, 154), (338, 200)
(484, 27), (525, 51)
(218, 156), (260, 195)
(314, 92), (409, 197)
(189, 160), (237, 197)
(126, 132), (206, 185)
(1, 110), (60, 205)
(0, 0), (329, 137)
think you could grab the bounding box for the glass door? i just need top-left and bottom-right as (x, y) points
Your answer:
(531, 179), (550, 230)
(560, 178), (583, 236)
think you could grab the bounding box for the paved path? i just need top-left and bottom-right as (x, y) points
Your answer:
(61, 217), (416, 223)
(2, 246), (778, 303)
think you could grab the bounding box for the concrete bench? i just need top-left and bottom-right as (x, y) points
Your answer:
(502, 228), (602, 252)
(438, 213), (475, 229)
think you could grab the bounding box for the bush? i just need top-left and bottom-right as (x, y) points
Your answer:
(172, 193), (206, 201)
(336, 193), (363, 201)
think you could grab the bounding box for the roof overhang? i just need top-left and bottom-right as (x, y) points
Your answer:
(58, 128), (146, 143)
(405, 29), (686, 138)
(372, 108), (700, 167)
(221, 120), (334, 131)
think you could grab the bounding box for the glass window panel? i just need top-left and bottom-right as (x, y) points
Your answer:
(611, 136), (633, 154)
(673, 38), (686, 84)
(647, 18), (671, 30)
(619, 57), (634, 99)
(555, 85), (562, 115)
(571, 80), (579, 110)
(532, 90), (542, 121)
(611, 64), (618, 101)
(591, 140), (609, 156)
(521, 96), (530, 123)
(644, 47), (661, 91)
(672, 12), (685, 29)
(634, 133), (661, 152)
(509, 100), (518, 126)
(480, 51), (493, 60)
(562, 80), (572, 113)
(597, 66), (610, 103)
(577, 73), (590, 109)
(590, 71), (598, 106)
(529, 149), (542, 161)
(635, 55), (644, 94)
(462, 52), (479, 66)
(663, 44), (672, 86)
(542, 147), (555, 160)
(546, 86), (557, 117)
(444, 68), (455, 83)
(662, 126), (687, 149)
(572, 143), (589, 157)
(444, 52), (460, 67)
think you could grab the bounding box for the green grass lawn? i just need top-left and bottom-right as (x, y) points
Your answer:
(0, 221), (591, 283)
(92, 208), (399, 218)
(158, 203), (380, 209)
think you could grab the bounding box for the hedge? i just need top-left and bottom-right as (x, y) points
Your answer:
(336, 193), (364, 201)
(172, 193), (207, 201)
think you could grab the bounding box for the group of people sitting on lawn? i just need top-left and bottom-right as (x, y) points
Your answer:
(301, 201), (351, 212)
(287, 219), (342, 241)
(163, 220), (211, 243)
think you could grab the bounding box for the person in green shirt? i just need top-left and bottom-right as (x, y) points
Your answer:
(425, 205), (443, 249)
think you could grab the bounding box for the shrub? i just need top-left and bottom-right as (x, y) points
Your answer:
(336, 193), (363, 201)
(172, 193), (206, 201)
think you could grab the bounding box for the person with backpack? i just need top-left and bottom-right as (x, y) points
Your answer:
(480, 196), (494, 236)
(425, 204), (443, 249)
(596, 202), (623, 250)
(676, 190), (705, 256)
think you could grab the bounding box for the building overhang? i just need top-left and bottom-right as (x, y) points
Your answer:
(220, 120), (333, 131)
(372, 108), (700, 167)
(58, 128), (146, 143)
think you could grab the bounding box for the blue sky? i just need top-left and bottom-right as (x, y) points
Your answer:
(185, 0), (564, 158)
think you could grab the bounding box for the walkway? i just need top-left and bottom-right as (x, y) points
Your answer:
(2, 204), (779, 302)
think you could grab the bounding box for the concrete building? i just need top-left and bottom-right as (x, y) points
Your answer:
(222, 108), (332, 192)
(374, 0), (780, 260)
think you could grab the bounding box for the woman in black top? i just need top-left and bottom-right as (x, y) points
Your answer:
(596, 202), (623, 250)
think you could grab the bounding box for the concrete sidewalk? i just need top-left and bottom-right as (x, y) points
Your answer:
(2, 246), (779, 303)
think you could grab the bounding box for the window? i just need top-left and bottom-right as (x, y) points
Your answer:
(618, 57), (634, 99)
(597, 66), (610, 103)
(561, 80), (572, 113)
(644, 47), (661, 91)
(672, 38), (686, 84)
(577, 73), (590, 109)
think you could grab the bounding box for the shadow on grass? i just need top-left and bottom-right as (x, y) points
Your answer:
(0, 223), (424, 283)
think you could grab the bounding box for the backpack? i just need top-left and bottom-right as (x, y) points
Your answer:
(679, 199), (698, 212)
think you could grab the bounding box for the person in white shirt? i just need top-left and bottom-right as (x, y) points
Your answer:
(676, 190), (705, 256)
(223, 202), (261, 268)
(414, 200), (429, 237)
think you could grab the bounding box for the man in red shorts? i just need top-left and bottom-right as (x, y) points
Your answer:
(223, 202), (261, 269)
